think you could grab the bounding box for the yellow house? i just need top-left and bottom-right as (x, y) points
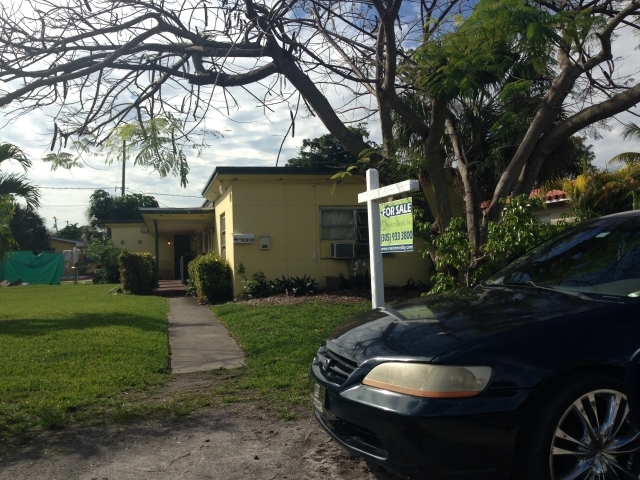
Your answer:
(106, 167), (431, 296)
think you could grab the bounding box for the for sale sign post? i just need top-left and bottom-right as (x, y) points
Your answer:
(379, 198), (413, 253)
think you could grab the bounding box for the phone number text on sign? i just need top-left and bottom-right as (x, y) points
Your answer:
(379, 198), (414, 253)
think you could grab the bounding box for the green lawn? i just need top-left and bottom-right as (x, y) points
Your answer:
(213, 300), (370, 417)
(0, 284), (169, 435)
(0, 285), (370, 434)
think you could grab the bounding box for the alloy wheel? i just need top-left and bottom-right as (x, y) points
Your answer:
(550, 389), (640, 479)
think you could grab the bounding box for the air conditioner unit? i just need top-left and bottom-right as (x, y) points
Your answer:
(331, 243), (355, 259)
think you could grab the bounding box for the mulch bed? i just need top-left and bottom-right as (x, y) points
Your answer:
(234, 288), (424, 306)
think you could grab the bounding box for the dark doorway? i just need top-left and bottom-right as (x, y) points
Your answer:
(173, 234), (191, 279)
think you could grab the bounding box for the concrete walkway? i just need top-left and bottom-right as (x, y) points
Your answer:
(167, 297), (245, 373)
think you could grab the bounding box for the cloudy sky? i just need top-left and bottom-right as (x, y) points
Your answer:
(1, 25), (638, 233)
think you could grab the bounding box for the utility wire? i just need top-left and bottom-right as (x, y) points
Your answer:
(38, 186), (202, 198)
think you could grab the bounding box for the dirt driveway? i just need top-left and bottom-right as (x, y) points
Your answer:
(0, 404), (400, 480)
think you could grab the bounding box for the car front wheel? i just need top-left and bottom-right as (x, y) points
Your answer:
(515, 373), (640, 480)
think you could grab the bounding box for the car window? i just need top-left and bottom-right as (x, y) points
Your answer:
(486, 216), (640, 297)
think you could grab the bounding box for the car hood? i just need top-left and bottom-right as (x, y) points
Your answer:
(325, 286), (607, 365)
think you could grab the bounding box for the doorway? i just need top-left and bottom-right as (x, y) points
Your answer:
(173, 234), (192, 280)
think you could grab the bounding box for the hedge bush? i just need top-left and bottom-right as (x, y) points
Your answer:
(188, 252), (233, 304)
(118, 250), (156, 295)
(89, 239), (121, 284)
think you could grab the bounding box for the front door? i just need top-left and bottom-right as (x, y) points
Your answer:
(173, 234), (191, 280)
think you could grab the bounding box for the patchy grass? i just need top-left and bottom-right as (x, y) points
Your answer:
(0, 284), (169, 436)
(212, 300), (370, 418)
(0, 285), (372, 436)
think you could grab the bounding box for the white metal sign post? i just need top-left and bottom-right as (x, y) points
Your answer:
(358, 169), (419, 309)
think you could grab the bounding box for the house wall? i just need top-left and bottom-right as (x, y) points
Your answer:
(49, 238), (77, 252)
(109, 223), (155, 252)
(217, 181), (430, 296)
(532, 202), (573, 224)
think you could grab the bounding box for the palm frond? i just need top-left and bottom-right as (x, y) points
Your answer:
(608, 152), (640, 167)
(622, 123), (640, 142)
(42, 152), (84, 171)
(0, 173), (41, 209)
(0, 143), (32, 171)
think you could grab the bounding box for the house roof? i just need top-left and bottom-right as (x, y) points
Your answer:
(200, 166), (364, 201)
(48, 237), (86, 247)
(480, 188), (569, 210)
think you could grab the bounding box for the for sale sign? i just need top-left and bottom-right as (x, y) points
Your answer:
(379, 198), (413, 253)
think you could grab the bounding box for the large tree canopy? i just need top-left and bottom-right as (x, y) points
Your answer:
(0, 0), (639, 286)
(87, 189), (159, 240)
(285, 125), (372, 168)
(9, 204), (50, 251)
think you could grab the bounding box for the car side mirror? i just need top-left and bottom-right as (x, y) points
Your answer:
(625, 347), (640, 427)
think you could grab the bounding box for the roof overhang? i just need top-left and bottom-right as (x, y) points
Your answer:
(106, 208), (215, 236)
(201, 166), (365, 203)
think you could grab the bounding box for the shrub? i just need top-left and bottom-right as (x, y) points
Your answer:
(269, 275), (295, 296)
(235, 263), (270, 298)
(88, 238), (120, 284)
(118, 250), (156, 295)
(188, 252), (233, 304)
(289, 274), (318, 296)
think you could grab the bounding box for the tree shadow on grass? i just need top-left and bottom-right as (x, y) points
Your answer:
(0, 312), (167, 337)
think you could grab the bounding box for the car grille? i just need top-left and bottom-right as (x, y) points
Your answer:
(317, 348), (357, 385)
(326, 416), (387, 458)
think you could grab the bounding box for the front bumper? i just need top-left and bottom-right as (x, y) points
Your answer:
(310, 351), (530, 479)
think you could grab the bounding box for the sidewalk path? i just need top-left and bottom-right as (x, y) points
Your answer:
(167, 297), (245, 373)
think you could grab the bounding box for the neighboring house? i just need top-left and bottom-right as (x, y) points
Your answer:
(529, 189), (572, 224)
(48, 237), (87, 252)
(480, 189), (572, 224)
(105, 167), (431, 296)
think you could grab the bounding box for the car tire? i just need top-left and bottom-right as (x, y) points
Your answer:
(513, 372), (640, 480)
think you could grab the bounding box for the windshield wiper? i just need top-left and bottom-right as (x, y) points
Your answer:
(501, 281), (593, 300)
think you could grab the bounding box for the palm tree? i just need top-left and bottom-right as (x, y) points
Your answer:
(606, 123), (640, 210)
(0, 143), (41, 209)
(608, 123), (640, 168)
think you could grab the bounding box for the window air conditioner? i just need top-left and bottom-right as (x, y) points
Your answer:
(331, 243), (355, 259)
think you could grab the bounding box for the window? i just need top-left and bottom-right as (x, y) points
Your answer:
(320, 208), (369, 257)
(220, 213), (226, 258)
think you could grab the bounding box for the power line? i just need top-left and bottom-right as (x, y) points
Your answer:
(125, 187), (202, 198)
(37, 186), (202, 198)
(39, 187), (109, 190)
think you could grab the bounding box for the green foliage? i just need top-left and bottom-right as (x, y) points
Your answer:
(269, 274), (295, 296)
(285, 124), (371, 168)
(185, 277), (196, 297)
(9, 204), (49, 251)
(56, 223), (90, 242)
(0, 195), (15, 259)
(0, 142), (40, 210)
(118, 250), (156, 295)
(188, 252), (233, 304)
(236, 264), (271, 298)
(87, 189), (159, 240)
(412, 0), (560, 100)
(88, 238), (121, 284)
(41, 152), (84, 171)
(236, 264), (318, 298)
(289, 275), (318, 296)
(422, 195), (572, 293)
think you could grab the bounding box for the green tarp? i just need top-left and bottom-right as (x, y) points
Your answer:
(0, 251), (64, 285)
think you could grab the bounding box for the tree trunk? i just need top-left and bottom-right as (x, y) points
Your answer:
(444, 110), (480, 248)
(421, 98), (452, 232)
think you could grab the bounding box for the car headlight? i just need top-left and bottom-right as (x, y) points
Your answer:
(362, 363), (493, 398)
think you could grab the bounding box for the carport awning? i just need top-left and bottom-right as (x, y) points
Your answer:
(139, 207), (215, 235)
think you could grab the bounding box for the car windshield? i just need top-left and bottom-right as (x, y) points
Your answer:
(485, 215), (640, 298)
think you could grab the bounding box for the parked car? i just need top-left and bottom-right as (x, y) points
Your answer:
(310, 210), (640, 479)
